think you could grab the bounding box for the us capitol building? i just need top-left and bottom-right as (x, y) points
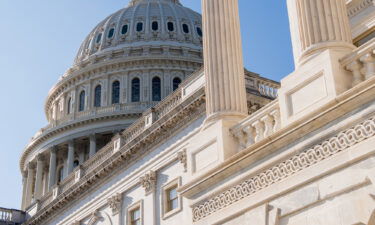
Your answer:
(1, 0), (375, 224)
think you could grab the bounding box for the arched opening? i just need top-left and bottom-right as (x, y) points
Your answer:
(112, 81), (120, 104)
(108, 28), (115, 38)
(196, 27), (202, 37)
(94, 85), (102, 107)
(136, 22), (143, 32)
(182, 24), (189, 33)
(131, 78), (140, 102)
(172, 77), (182, 91)
(79, 91), (85, 112)
(121, 24), (129, 35)
(96, 33), (102, 43)
(73, 160), (79, 169)
(152, 77), (161, 101)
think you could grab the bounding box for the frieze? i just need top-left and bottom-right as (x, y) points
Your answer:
(192, 115), (375, 222)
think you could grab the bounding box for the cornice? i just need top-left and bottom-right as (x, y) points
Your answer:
(19, 111), (142, 172)
(347, 0), (373, 18)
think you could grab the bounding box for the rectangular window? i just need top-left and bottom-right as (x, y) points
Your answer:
(162, 177), (182, 219)
(166, 186), (178, 212)
(127, 201), (143, 225)
(130, 207), (141, 225)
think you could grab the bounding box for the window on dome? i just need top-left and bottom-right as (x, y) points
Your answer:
(121, 24), (129, 35)
(136, 22), (143, 32)
(94, 85), (102, 107)
(112, 81), (120, 104)
(196, 27), (202, 37)
(167, 22), (174, 32)
(152, 21), (159, 31)
(108, 28), (115, 38)
(96, 33), (102, 43)
(173, 77), (181, 91)
(67, 97), (72, 114)
(131, 78), (140, 102)
(182, 24), (189, 34)
(79, 91), (85, 112)
(73, 160), (79, 168)
(152, 77), (161, 101)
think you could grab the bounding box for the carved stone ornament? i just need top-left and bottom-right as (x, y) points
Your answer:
(177, 149), (187, 172)
(107, 193), (122, 216)
(87, 209), (102, 225)
(140, 171), (157, 194)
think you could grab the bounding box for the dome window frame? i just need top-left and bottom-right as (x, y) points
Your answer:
(94, 85), (102, 108)
(108, 28), (115, 39)
(182, 24), (190, 34)
(96, 33), (103, 44)
(131, 78), (141, 102)
(136, 22), (144, 32)
(151, 21), (159, 31)
(167, 21), (175, 32)
(196, 27), (203, 37)
(121, 24), (129, 35)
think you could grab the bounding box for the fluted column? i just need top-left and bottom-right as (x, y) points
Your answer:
(34, 154), (45, 200)
(24, 163), (36, 208)
(287, 0), (354, 66)
(202, 0), (248, 121)
(89, 134), (97, 157)
(66, 140), (75, 174)
(48, 147), (57, 189)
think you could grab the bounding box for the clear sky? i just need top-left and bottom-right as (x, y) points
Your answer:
(0, 0), (293, 209)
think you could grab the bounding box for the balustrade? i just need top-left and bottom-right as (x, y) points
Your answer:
(0, 207), (25, 224)
(231, 101), (281, 150)
(341, 38), (375, 87)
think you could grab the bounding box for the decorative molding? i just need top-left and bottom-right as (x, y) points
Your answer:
(177, 149), (187, 172)
(140, 171), (157, 195)
(107, 193), (122, 216)
(71, 221), (80, 225)
(192, 115), (375, 222)
(87, 209), (102, 225)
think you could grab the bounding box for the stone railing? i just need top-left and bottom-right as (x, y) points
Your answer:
(231, 100), (281, 150)
(341, 38), (375, 86)
(0, 207), (25, 224)
(258, 81), (278, 99)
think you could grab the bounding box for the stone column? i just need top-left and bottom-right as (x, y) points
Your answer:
(287, 0), (354, 66)
(24, 163), (36, 208)
(202, 0), (248, 122)
(66, 140), (75, 174)
(34, 154), (45, 200)
(21, 172), (27, 210)
(89, 134), (97, 157)
(48, 147), (57, 189)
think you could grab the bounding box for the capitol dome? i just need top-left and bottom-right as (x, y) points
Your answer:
(21, 0), (203, 182)
(75, 0), (203, 64)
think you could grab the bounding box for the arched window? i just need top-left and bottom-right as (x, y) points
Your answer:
(182, 24), (189, 33)
(131, 78), (140, 102)
(67, 97), (72, 114)
(79, 91), (85, 112)
(121, 24), (128, 35)
(173, 77), (182, 91)
(57, 166), (64, 183)
(196, 27), (202, 37)
(136, 22), (143, 32)
(94, 85), (102, 107)
(112, 81), (120, 104)
(73, 160), (79, 168)
(96, 33), (102, 43)
(108, 28), (115, 38)
(167, 22), (174, 32)
(152, 77), (161, 101)
(152, 21), (158, 31)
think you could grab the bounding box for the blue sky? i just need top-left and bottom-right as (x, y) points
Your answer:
(0, 0), (293, 209)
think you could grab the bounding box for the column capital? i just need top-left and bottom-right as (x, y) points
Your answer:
(50, 146), (58, 154)
(28, 162), (36, 170)
(36, 154), (45, 162)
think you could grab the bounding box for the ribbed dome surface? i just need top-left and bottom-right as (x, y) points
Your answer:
(75, 0), (202, 64)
